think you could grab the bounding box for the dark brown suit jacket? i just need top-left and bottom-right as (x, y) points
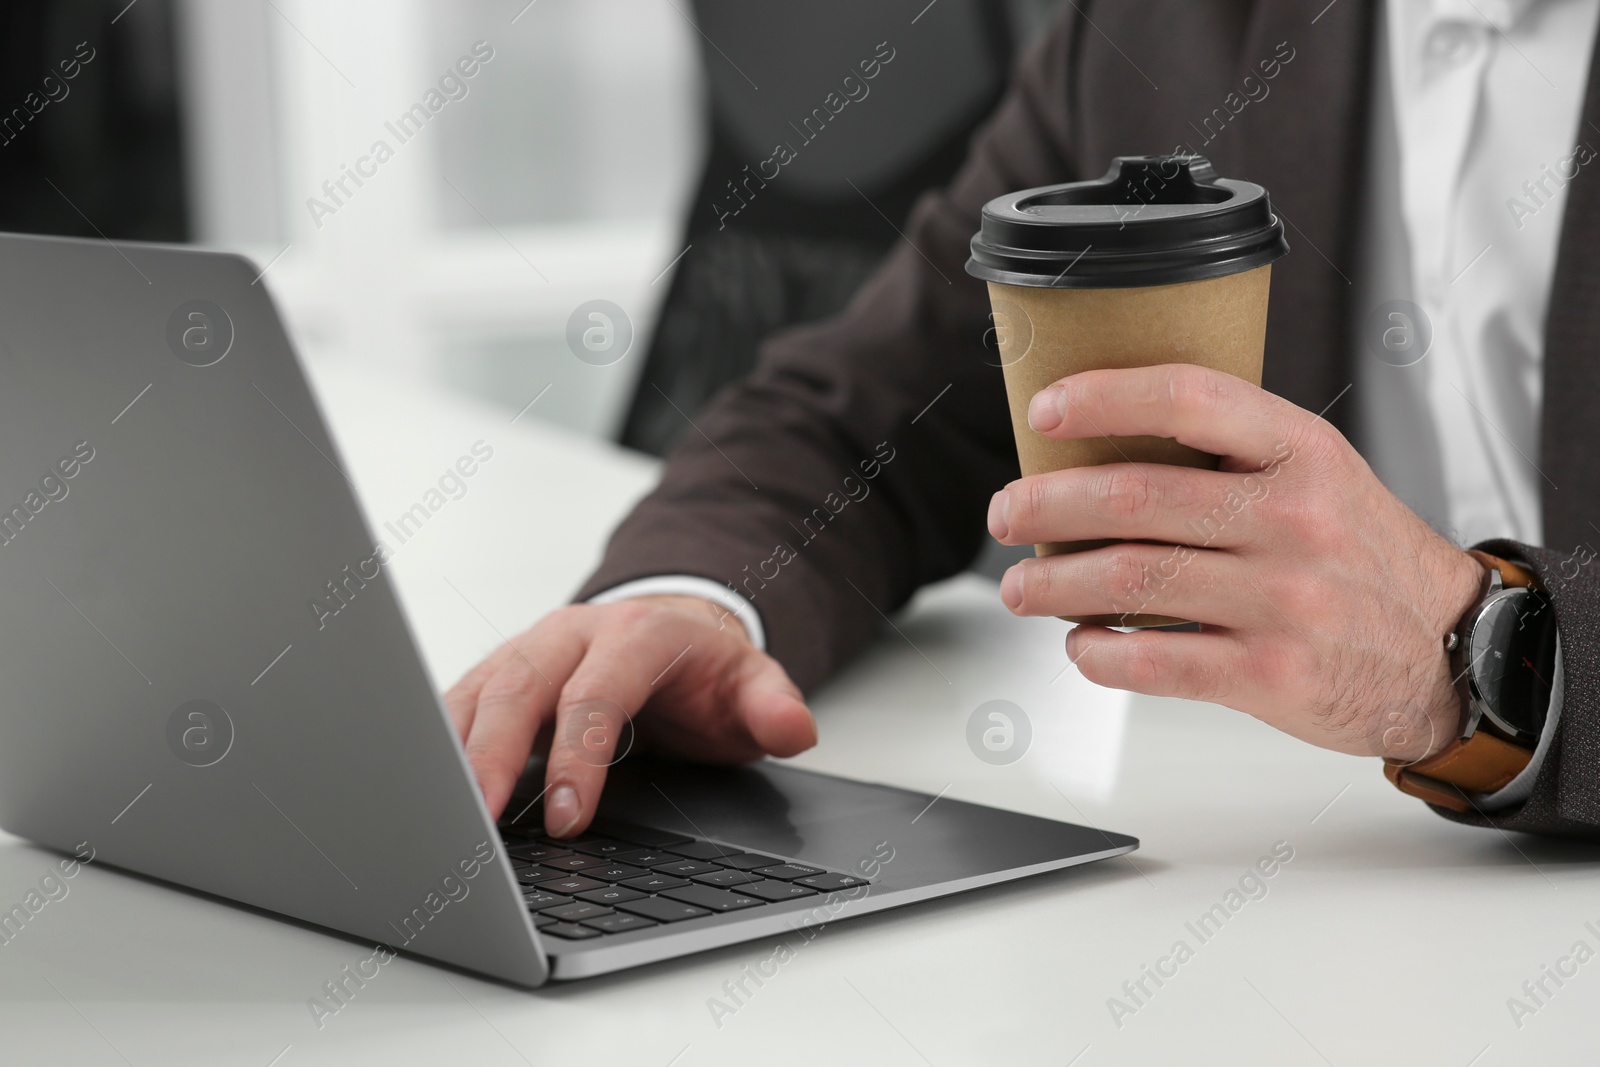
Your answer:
(578, 0), (1600, 838)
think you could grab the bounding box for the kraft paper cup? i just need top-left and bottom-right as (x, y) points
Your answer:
(967, 155), (1288, 627)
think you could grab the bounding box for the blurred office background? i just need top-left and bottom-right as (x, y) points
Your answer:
(0, 0), (1055, 447)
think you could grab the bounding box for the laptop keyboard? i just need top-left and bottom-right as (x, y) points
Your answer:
(498, 818), (871, 942)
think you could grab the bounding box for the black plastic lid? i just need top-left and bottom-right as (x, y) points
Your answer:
(965, 155), (1289, 289)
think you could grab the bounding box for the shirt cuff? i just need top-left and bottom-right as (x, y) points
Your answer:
(1474, 637), (1562, 811)
(584, 575), (767, 651)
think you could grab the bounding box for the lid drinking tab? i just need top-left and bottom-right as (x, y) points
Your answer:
(965, 154), (1289, 289)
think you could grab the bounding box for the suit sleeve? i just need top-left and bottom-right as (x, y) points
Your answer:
(574, 14), (1087, 692)
(1429, 538), (1600, 839)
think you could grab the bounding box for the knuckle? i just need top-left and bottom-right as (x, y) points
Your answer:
(1165, 364), (1227, 416)
(1281, 416), (1351, 479)
(1019, 476), (1054, 529)
(546, 602), (587, 624)
(555, 685), (623, 718)
(1272, 571), (1333, 624)
(1259, 639), (1322, 692)
(1098, 466), (1155, 523)
(551, 710), (622, 767)
(462, 739), (514, 784)
(537, 603), (590, 639)
(1121, 641), (1165, 691)
(601, 598), (657, 630)
(1014, 558), (1056, 611)
(1273, 494), (1339, 551)
(1248, 475), (1293, 527)
(478, 670), (540, 711)
(1100, 547), (1152, 601)
(462, 735), (501, 763)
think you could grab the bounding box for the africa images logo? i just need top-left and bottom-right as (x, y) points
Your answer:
(166, 300), (234, 367)
(966, 700), (1031, 765)
(165, 699), (234, 768)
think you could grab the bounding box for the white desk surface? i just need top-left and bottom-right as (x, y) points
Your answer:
(1, 363), (1594, 1065)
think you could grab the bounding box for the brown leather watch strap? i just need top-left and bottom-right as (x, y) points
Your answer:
(1467, 549), (1538, 590)
(1384, 731), (1532, 813)
(1383, 551), (1540, 812)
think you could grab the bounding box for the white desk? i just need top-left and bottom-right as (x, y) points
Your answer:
(1, 364), (1593, 1065)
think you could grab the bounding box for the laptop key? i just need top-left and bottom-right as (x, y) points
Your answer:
(621, 873), (691, 892)
(753, 863), (823, 881)
(692, 868), (762, 888)
(534, 875), (608, 895)
(582, 863), (651, 883)
(581, 912), (660, 934)
(541, 922), (602, 941)
(659, 885), (764, 912)
(615, 897), (712, 923)
(665, 841), (743, 861)
(741, 879), (820, 902)
(797, 873), (870, 892)
(596, 822), (693, 848)
(609, 850), (677, 868)
(533, 914), (559, 928)
(540, 901), (614, 922)
(718, 853), (785, 871)
(652, 859), (723, 877)
(543, 854), (609, 872)
(514, 866), (567, 886)
(577, 885), (647, 905)
(522, 890), (572, 909)
(561, 836), (635, 857)
(508, 843), (572, 863)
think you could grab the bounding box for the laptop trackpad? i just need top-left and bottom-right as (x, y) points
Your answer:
(514, 756), (1128, 890)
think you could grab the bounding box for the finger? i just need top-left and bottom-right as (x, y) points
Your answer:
(443, 647), (513, 740)
(1000, 542), (1251, 625)
(462, 628), (587, 820)
(1027, 364), (1304, 464)
(990, 462), (1277, 551)
(543, 620), (720, 838)
(545, 628), (820, 838)
(732, 653), (817, 757)
(447, 606), (588, 740)
(627, 650), (817, 763)
(1066, 625), (1247, 705)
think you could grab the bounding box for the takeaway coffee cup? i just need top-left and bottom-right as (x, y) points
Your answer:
(965, 154), (1289, 628)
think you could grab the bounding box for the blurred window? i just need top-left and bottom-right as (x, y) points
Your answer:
(179, 0), (705, 437)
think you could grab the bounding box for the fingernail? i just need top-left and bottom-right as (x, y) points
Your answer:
(1000, 565), (1023, 610)
(545, 785), (581, 838)
(1028, 386), (1065, 432)
(987, 490), (1010, 540)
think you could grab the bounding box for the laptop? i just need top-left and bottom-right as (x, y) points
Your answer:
(0, 231), (1137, 986)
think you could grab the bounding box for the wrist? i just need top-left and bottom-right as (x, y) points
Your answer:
(1437, 547), (1490, 638)
(1418, 549), (1491, 759)
(1381, 548), (1550, 810)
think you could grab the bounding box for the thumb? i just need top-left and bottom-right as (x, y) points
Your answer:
(735, 655), (817, 757)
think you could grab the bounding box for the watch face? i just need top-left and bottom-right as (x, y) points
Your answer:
(1466, 587), (1556, 741)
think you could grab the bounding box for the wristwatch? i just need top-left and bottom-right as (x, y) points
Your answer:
(1384, 551), (1558, 813)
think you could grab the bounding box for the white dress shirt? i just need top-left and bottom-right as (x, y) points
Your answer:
(1355, 0), (1597, 805)
(1357, 0), (1599, 547)
(598, 0), (1597, 807)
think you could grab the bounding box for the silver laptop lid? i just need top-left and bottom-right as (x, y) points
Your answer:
(0, 231), (546, 987)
